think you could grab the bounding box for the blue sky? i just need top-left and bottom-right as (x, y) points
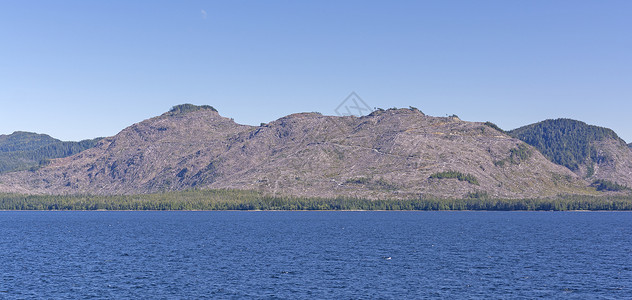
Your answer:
(1, 1), (631, 142)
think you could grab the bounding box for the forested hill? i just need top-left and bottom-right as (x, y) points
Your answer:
(0, 131), (101, 173)
(509, 119), (623, 171)
(509, 119), (632, 188)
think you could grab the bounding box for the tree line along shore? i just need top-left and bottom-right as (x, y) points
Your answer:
(1, 189), (631, 211)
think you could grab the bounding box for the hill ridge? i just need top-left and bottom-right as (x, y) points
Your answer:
(0, 105), (628, 199)
(0, 131), (101, 174)
(509, 118), (632, 188)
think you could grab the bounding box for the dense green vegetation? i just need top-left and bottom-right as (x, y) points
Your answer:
(370, 178), (398, 190)
(591, 179), (630, 192)
(165, 104), (217, 115)
(509, 144), (532, 162)
(429, 171), (479, 185)
(0, 132), (101, 174)
(494, 144), (532, 167)
(369, 106), (424, 117)
(408, 106), (425, 115)
(0, 190), (630, 210)
(483, 121), (505, 133)
(509, 119), (624, 171)
(586, 162), (595, 178)
(344, 177), (398, 190)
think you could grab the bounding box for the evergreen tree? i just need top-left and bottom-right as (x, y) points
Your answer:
(509, 119), (624, 171)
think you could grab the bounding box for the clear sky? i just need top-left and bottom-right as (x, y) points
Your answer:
(1, 1), (630, 142)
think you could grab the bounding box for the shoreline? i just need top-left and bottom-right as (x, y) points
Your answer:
(1, 209), (630, 212)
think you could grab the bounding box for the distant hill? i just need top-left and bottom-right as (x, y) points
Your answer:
(0, 131), (101, 174)
(509, 119), (632, 188)
(0, 105), (591, 199)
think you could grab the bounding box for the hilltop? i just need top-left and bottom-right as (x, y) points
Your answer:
(0, 104), (599, 199)
(0, 132), (100, 174)
(509, 119), (632, 189)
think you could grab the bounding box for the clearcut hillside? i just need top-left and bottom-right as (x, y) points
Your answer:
(0, 105), (596, 199)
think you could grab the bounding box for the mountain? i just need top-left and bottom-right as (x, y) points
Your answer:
(0, 105), (593, 199)
(0, 131), (101, 174)
(509, 119), (632, 188)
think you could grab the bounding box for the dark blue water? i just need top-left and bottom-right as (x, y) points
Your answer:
(0, 212), (630, 299)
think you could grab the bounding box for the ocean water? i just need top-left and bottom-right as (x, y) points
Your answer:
(0, 211), (630, 299)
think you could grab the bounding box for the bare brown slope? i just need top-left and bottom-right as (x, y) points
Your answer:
(205, 109), (589, 199)
(585, 139), (632, 188)
(0, 107), (253, 194)
(0, 106), (592, 199)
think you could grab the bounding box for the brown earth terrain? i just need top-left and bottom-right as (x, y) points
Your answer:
(1, 105), (609, 199)
(581, 139), (632, 188)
